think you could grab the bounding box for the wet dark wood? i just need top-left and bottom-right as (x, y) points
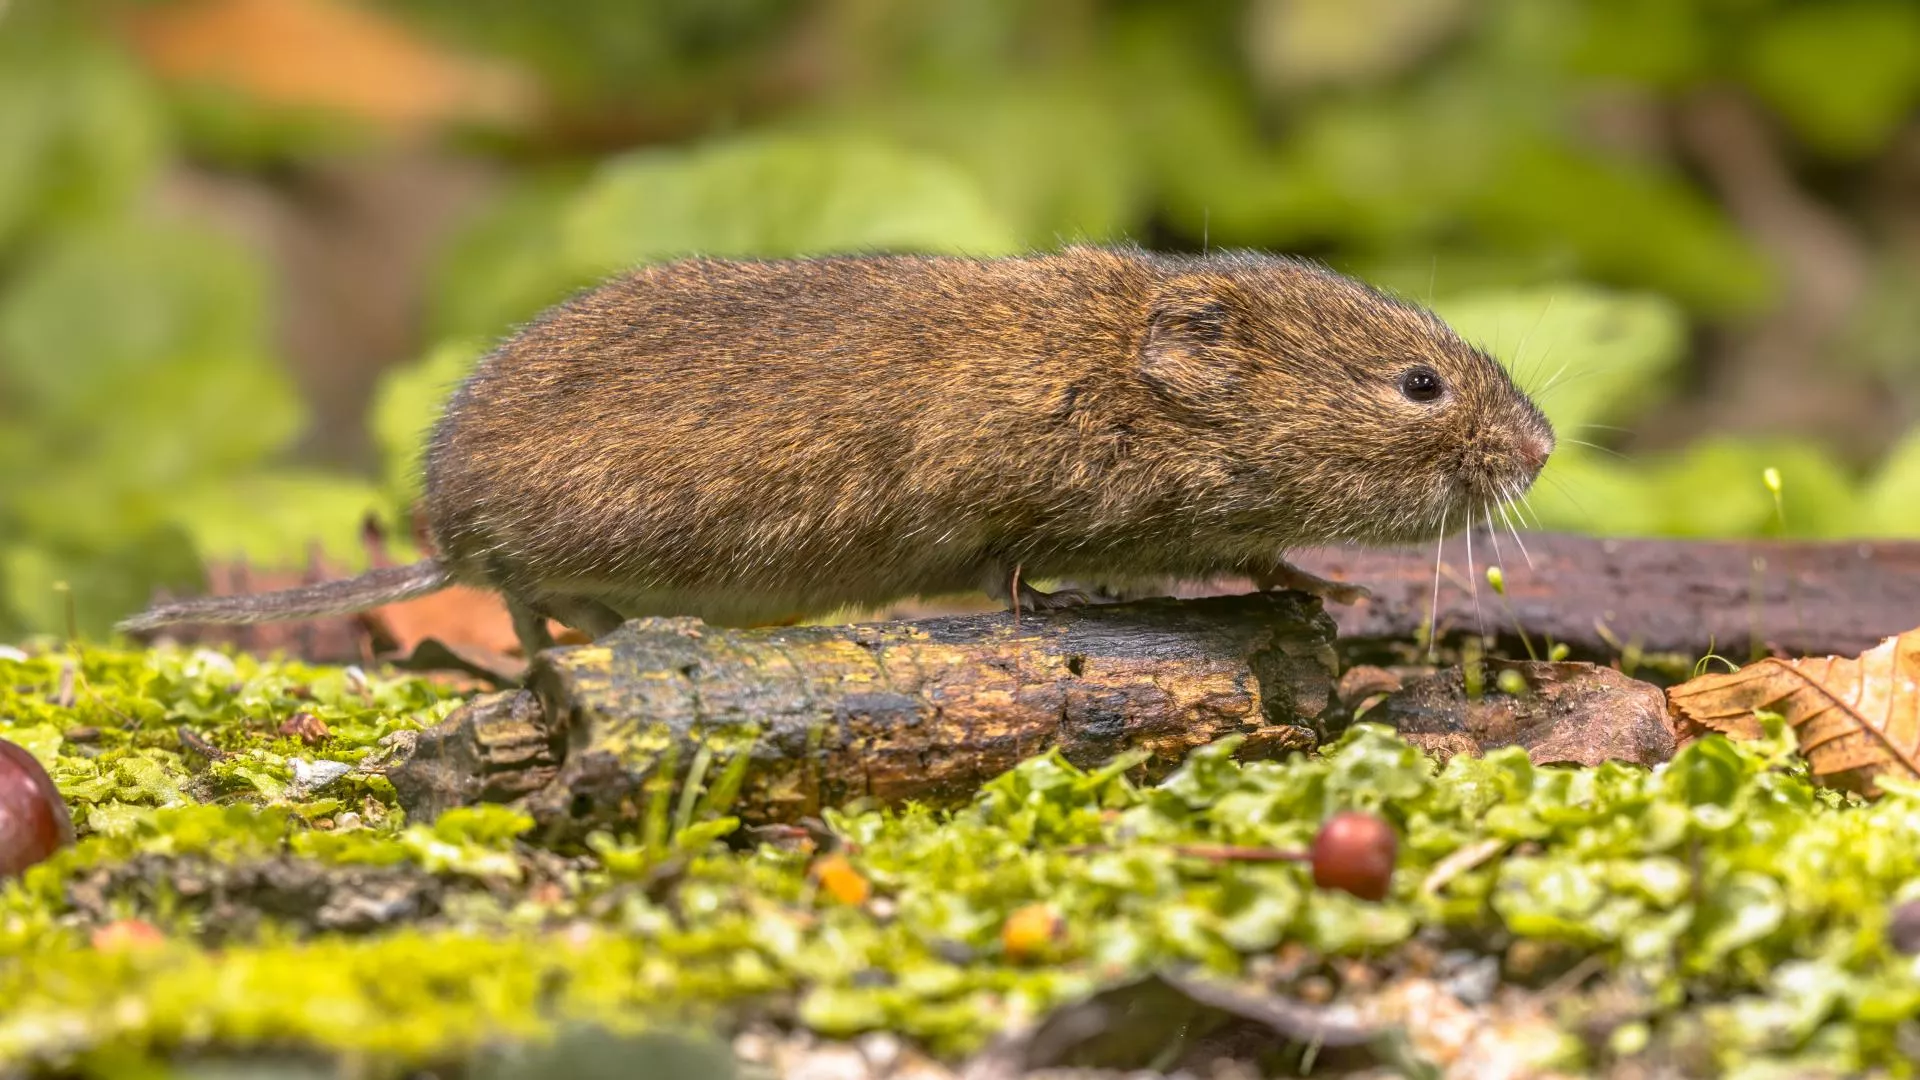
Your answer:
(1181, 531), (1920, 662)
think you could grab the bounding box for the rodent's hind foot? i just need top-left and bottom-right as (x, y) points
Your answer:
(986, 564), (1096, 619)
(505, 594), (627, 661)
(1016, 583), (1093, 611)
(1252, 560), (1371, 605)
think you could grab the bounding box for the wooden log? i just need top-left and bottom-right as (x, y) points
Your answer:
(387, 593), (1339, 832)
(1180, 531), (1920, 662)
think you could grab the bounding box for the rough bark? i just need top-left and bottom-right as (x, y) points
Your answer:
(1362, 661), (1676, 769)
(1187, 531), (1920, 662)
(388, 592), (1339, 831)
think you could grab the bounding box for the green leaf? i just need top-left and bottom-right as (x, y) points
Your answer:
(1433, 285), (1689, 440)
(427, 177), (589, 342)
(1569, 0), (1708, 88)
(1693, 872), (1787, 969)
(369, 338), (490, 510)
(1, 531), (203, 642)
(1520, 436), (1865, 540)
(827, 72), (1148, 248)
(1861, 428), (1920, 537)
(163, 472), (392, 573)
(1470, 142), (1774, 314)
(1742, 1), (1920, 157)
(0, 21), (164, 247)
(0, 217), (306, 635)
(431, 806), (535, 847)
(0, 220), (302, 513)
(560, 132), (1020, 276)
(1244, 0), (1473, 91)
(1518, 453), (1665, 537)
(1643, 438), (1861, 539)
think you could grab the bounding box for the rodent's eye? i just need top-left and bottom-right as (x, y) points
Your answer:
(1399, 367), (1446, 404)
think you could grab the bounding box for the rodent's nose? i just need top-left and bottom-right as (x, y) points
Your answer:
(1518, 431), (1554, 474)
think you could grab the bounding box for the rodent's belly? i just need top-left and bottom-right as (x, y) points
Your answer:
(513, 523), (1275, 625)
(536, 564), (994, 626)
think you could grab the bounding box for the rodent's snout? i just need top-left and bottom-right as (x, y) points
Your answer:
(1517, 429), (1554, 476)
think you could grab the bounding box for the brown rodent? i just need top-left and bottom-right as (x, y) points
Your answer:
(120, 245), (1555, 656)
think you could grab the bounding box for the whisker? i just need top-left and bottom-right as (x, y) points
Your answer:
(1519, 485), (1549, 529)
(1533, 475), (1588, 527)
(1466, 516), (1484, 642)
(1562, 437), (1626, 459)
(1429, 503), (1448, 661)
(1484, 503), (1506, 574)
(1513, 294), (1556, 391)
(1524, 335), (1561, 396)
(1512, 482), (1538, 528)
(1534, 365), (1609, 402)
(1499, 494), (1533, 568)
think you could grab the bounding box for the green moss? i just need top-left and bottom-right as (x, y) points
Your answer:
(3, 645), (1919, 1076)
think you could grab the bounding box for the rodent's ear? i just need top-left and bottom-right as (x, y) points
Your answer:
(1140, 299), (1239, 401)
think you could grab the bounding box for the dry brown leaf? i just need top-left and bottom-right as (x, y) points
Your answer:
(1666, 629), (1920, 794)
(121, 0), (534, 130)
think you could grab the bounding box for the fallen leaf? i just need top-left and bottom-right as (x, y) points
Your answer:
(1667, 630), (1920, 794)
(278, 712), (330, 746)
(121, 0), (534, 130)
(1000, 903), (1064, 962)
(811, 853), (871, 907)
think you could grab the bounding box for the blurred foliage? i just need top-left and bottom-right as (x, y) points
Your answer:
(3, 0), (1920, 636)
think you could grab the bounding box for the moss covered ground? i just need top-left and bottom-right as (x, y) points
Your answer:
(2, 643), (1919, 1077)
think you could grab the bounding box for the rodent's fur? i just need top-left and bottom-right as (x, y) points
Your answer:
(120, 246), (1554, 654)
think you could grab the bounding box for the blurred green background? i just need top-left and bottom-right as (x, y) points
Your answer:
(4, 0), (1920, 638)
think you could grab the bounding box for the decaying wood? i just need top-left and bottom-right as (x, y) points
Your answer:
(1365, 661), (1676, 769)
(388, 593), (1339, 831)
(1179, 531), (1920, 662)
(385, 688), (561, 822)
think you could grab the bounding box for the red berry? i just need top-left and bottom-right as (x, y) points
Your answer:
(0, 738), (75, 879)
(91, 918), (165, 951)
(1310, 810), (1397, 901)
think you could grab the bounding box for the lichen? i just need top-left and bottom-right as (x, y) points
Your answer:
(3, 644), (1919, 1076)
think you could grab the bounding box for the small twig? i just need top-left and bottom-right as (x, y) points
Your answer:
(1009, 563), (1023, 629)
(1062, 842), (1310, 863)
(176, 726), (230, 762)
(1419, 837), (1506, 897)
(49, 662), (76, 709)
(1170, 843), (1308, 863)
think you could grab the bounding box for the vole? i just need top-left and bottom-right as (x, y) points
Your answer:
(119, 246), (1555, 657)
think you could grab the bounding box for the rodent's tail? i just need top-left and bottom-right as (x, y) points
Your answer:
(115, 561), (452, 634)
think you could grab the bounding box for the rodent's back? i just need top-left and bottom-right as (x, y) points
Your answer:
(425, 249), (1172, 617)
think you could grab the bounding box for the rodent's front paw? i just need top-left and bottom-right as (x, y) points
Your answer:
(1317, 580), (1372, 605)
(1251, 562), (1371, 605)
